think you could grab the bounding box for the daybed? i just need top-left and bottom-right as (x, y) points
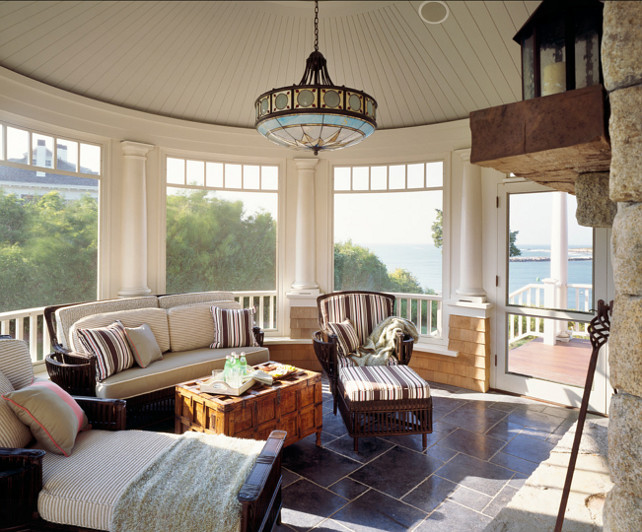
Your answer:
(0, 338), (285, 532)
(44, 291), (269, 427)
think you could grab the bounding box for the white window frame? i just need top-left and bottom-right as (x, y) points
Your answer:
(331, 157), (452, 351)
(161, 151), (285, 336)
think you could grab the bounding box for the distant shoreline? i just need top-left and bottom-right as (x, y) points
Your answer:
(510, 257), (592, 262)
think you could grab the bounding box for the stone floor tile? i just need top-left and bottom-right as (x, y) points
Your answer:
(324, 434), (394, 463)
(502, 433), (557, 463)
(439, 427), (507, 460)
(490, 451), (539, 476)
(281, 479), (349, 531)
(328, 478), (370, 501)
(402, 474), (459, 513)
(439, 402), (508, 434)
(348, 446), (445, 499)
(435, 453), (514, 497)
(447, 484), (493, 512)
(484, 418), (525, 442)
(482, 484), (519, 518)
(383, 422), (458, 453)
(331, 489), (428, 532)
(282, 467), (302, 488)
(414, 500), (492, 531)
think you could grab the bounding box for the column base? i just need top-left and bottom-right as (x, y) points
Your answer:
(118, 287), (152, 298)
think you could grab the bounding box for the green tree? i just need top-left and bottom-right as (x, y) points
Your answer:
(431, 208), (443, 249)
(333, 240), (392, 291)
(388, 268), (423, 294)
(165, 191), (276, 293)
(509, 230), (521, 257)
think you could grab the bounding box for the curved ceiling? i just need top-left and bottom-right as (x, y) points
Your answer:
(0, 1), (539, 130)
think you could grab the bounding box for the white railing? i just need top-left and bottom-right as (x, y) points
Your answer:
(232, 290), (278, 331)
(508, 282), (593, 343)
(389, 291), (442, 338)
(0, 306), (50, 363)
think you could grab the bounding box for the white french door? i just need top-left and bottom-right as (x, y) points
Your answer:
(494, 180), (612, 414)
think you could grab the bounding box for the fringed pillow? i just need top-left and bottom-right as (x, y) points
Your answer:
(210, 307), (258, 348)
(77, 321), (134, 380)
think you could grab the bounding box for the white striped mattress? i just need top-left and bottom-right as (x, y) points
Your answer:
(38, 430), (179, 530)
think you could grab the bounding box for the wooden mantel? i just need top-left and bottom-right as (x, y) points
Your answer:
(469, 84), (611, 193)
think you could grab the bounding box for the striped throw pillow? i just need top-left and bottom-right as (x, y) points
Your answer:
(0, 369), (32, 449)
(210, 307), (258, 348)
(328, 319), (360, 356)
(77, 322), (135, 381)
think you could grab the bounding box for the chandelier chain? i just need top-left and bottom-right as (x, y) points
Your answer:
(314, 0), (319, 52)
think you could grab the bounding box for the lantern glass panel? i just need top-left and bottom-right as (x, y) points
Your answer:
(539, 19), (566, 96)
(521, 30), (536, 100)
(574, 15), (600, 90)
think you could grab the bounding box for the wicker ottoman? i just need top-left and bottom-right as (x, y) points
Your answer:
(337, 365), (432, 452)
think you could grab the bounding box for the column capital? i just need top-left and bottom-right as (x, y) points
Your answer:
(454, 148), (472, 162)
(120, 140), (155, 158)
(294, 158), (319, 171)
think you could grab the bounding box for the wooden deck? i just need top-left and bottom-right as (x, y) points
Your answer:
(508, 337), (592, 387)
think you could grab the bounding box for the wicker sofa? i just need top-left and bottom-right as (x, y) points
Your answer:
(0, 338), (285, 531)
(44, 291), (269, 427)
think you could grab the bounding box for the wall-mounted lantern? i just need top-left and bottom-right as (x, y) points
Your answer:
(514, 0), (603, 100)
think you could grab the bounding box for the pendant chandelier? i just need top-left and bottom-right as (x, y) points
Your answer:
(254, 0), (377, 155)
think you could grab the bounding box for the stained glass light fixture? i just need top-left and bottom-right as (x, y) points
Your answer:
(254, 0), (377, 155)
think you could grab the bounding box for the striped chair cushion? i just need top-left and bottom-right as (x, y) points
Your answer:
(0, 369), (32, 449)
(339, 365), (430, 402)
(320, 292), (392, 345)
(0, 338), (34, 390)
(210, 307), (258, 349)
(77, 322), (135, 381)
(328, 319), (360, 357)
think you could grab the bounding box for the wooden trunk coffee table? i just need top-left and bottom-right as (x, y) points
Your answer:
(175, 364), (323, 447)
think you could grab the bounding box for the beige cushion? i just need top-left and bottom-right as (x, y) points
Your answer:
(0, 338), (34, 390)
(55, 296), (159, 350)
(38, 429), (179, 530)
(70, 308), (170, 354)
(95, 346), (269, 399)
(0, 369), (32, 448)
(4, 380), (89, 456)
(167, 301), (241, 352)
(121, 322), (163, 368)
(157, 291), (235, 309)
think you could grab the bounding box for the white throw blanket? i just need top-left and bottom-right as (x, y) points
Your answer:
(110, 431), (264, 532)
(347, 315), (419, 366)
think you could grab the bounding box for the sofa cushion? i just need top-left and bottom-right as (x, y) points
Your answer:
(211, 307), (258, 348)
(0, 338), (34, 390)
(77, 322), (135, 381)
(70, 307), (170, 354)
(0, 369), (32, 449)
(95, 347), (269, 399)
(55, 296), (159, 350)
(120, 322), (163, 368)
(39, 429), (179, 530)
(157, 291), (236, 309)
(167, 301), (241, 352)
(3, 380), (89, 456)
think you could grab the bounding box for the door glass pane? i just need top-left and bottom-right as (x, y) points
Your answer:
(507, 313), (591, 387)
(507, 191), (593, 312)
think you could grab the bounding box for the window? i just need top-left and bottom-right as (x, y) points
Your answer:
(0, 123), (100, 313)
(165, 157), (278, 329)
(333, 162), (444, 338)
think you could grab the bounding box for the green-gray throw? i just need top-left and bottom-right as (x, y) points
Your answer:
(347, 315), (419, 366)
(110, 431), (264, 532)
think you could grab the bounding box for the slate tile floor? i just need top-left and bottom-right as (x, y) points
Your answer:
(275, 379), (582, 532)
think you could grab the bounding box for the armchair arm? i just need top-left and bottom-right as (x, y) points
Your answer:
(238, 430), (286, 532)
(45, 351), (97, 397)
(74, 397), (126, 430)
(394, 331), (414, 365)
(253, 326), (265, 347)
(0, 448), (45, 527)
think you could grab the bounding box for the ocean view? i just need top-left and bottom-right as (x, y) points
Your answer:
(364, 243), (592, 296)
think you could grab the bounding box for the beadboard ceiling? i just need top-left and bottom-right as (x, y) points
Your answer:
(0, 0), (540, 130)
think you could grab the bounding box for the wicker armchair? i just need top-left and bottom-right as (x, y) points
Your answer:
(312, 291), (414, 414)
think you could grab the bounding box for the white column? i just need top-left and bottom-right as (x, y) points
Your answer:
(118, 141), (154, 297)
(290, 158), (319, 293)
(456, 150), (486, 303)
(551, 190), (569, 340)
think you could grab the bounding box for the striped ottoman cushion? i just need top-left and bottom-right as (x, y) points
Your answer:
(340, 365), (430, 402)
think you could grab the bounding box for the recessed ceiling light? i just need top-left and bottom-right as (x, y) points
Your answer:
(418, 1), (449, 25)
